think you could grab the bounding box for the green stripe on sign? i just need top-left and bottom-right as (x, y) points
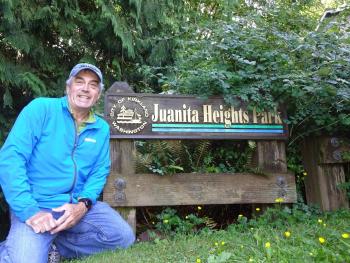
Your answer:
(152, 123), (283, 129)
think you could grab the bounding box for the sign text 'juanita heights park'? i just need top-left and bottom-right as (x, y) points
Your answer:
(105, 94), (288, 139)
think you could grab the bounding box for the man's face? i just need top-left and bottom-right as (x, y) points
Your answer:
(66, 70), (101, 111)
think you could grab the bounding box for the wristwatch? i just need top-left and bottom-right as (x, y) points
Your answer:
(78, 198), (92, 211)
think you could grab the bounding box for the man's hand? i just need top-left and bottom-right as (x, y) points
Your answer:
(25, 211), (57, 233)
(50, 203), (88, 234)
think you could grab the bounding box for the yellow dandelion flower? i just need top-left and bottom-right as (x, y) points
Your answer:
(197, 206), (202, 210)
(255, 208), (261, 211)
(342, 233), (349, 239)
(249, 258), (254, 262)
(284, 231), (291, 238)
(317, 219), (323, 224)
(196, 258), (201, 263)
(221, 241), (225, 246)
(309, 252), (313, 256)
(185, 215), (189, 219)
(265, 242), (271, 248)
(275, 197), (284, 203)
(240, 245), (244, 248)
(214, 242), (219, 246)
(323, 223), (326, 227)
(303, 172), (307, 176)
(163, 219), (169, 224)
(238, 214), (243, 217)
(319, 237), (326, 244)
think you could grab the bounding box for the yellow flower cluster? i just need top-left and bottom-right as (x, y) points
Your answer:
(214, 241), (226, 246)
(275, 197), (284, 203)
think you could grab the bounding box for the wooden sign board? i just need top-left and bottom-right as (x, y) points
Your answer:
(105, 93), (288, 140)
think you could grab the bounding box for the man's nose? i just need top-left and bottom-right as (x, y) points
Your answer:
(81, 84), (89, 91)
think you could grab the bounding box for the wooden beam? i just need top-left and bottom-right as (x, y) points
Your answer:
(103, 172), (296, 207)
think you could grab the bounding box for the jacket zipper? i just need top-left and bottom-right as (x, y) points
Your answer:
(69, 119), (79, 203)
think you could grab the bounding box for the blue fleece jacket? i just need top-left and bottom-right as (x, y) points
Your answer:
(0, 96), (111, 222)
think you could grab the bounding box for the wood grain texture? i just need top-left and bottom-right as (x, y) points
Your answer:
(317, 137), (350, 164)
(302, 137), (349, 211)
(103, 172), (296, 207)
(252, 141), (287, 173)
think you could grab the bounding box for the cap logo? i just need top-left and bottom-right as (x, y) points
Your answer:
(69, 63), (104, 90)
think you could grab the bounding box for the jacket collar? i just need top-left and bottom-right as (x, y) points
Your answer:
(61, 96), (102, 129)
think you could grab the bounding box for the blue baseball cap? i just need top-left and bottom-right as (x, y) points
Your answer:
(69, 63), (104, 89)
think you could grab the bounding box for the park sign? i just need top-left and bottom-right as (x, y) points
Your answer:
(105, 93), (288, 140)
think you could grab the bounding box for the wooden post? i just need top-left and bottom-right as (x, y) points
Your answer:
(253, 141), (287, 173)
(251, 140), (290, 214)
(104, 82), (137, 233)
(301, 137), (349, 211)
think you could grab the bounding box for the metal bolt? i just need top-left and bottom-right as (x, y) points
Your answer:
(330, 137), (340, 148)
(276, 176), (286, 188)
(114, 178), (126, 189)
(332, 150), (342, 161)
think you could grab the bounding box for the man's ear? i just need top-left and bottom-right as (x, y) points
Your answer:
(65, 85), (70, 95)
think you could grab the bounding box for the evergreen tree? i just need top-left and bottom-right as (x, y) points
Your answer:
(0, 0), (182, 145)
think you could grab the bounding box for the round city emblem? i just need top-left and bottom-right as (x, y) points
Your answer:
(109, 97), (149, 134)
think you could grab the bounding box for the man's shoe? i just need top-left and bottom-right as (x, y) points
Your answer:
(48, 243), (61, 263)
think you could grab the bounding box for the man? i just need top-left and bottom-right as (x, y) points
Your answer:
(0, 63), (135, 263)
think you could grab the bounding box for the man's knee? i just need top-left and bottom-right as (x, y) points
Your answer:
(105, 220), (135, 249)
(93, 202), (135, 248)
(0, 242), (49, 263)
(118, 224), (135, 248)
(3, 214), (53, 263)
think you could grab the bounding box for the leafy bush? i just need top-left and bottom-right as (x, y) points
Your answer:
(154, 207), (207, 236)
(143, 1), (350, 142)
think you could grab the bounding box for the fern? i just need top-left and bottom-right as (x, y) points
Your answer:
(135, 140), (264, 176)
(193, 140), (211, 170)
(166, 140), (183, 159)
(245, 140), (257, 168)
(244, 167), (270, 178)
(135, 152), (153, 173)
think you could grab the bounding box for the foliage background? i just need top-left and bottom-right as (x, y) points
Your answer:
(140, 0), (350, 142)
(1, 0), (349, 146)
